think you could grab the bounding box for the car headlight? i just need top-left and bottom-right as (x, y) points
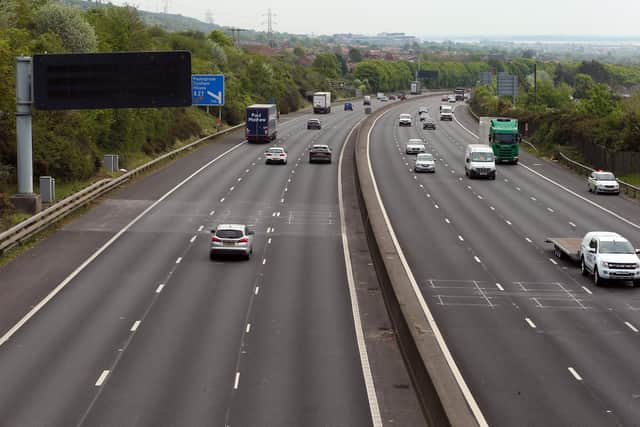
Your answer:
(601, 261), (609, 268)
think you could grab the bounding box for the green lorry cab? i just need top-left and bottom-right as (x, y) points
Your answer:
(489, 118), (520, 163)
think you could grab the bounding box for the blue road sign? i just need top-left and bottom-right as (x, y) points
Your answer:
(192, 74), (224, 106)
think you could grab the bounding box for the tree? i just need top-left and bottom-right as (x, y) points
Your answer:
(577, 83), (618, 116)
(32, 3), (97, 52)
(312, 53), (339, 79)
(576, 60), (611, 84)
(573, 73), (594, 99)
(208, 29), (233, 48)
(348, 48), (362, 63)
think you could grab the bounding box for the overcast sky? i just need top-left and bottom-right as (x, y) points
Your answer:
(110, 0), (640, 38)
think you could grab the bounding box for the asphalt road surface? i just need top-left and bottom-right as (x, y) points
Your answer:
(0, 104), (381, 427)
(369, 97), (640, 426)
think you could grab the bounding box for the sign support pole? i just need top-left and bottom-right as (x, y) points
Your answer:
(11, 56), (41, 213)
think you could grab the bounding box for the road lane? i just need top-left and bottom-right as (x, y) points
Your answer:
(369, 97), (640, 425)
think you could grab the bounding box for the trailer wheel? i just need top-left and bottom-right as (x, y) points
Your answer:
(581, 257), (588, 276)
(554, 246), (563, 259)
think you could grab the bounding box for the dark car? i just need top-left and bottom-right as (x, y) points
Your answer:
(309, 144), (332, 163)
(344, 102), (353, 111)
(423, 120), (436, 130)
(399, 94), (407, 100)
(389, 95), (397, 100)
(307, 118), (321, 130)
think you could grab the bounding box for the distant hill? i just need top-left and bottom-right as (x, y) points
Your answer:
(62, 0), (219, 33)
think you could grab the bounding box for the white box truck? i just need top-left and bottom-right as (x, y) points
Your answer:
(439, 105), (453, 121)
(313, 92), (331, 114)
(410, 81), (420, 95)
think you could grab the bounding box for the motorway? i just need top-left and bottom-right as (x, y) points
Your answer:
(369, 96), (640, 425)
(0, 104), (386, 426)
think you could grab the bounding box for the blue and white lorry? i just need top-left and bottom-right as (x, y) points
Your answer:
(246, 104), (278, 142)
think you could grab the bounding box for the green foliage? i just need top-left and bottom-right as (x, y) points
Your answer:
(573, 73), (594, 99)
(208, 30), (233, 48)
(32, 2), (97, 52)
(353, 60), (412, 92)
(577, 83), (619, 116)
(348, 48), (362, 63)
(312, 53), (340, 79)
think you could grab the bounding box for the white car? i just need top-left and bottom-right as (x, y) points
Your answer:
(379, 96), (389, 102)
(588, 171), (620, 194)
(398, 113), (412, 127)
(405, 138), (426, 154)
(264, 146), (287, 164)
(414, 153), (435, 173)
(210, 224), (255, 260)
(580, 232), (640, 286)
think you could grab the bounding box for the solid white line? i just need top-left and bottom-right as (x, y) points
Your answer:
(176, 257), (182, 264)
(0, 138), (249, 348)
(190, 235), (197, 243)
(568, 367), (583, 381)
(366, 109), (487, 427)
(582, 286), (593, 295)
(474, 256), (482, 263)
(550, 258), (558, 265)
(233, 372), (240, 390)
(198, 225), (204, 232)
(130, 321), (141, 332)
(339, 118), (383, 426)
(525, 318), (537, 329)
(95, 370), (110, 386)
(625, 322), (639, 333)
(156, 284), (165, 293)
(496, 283), (504, 291)
(246, 323), (251, 333)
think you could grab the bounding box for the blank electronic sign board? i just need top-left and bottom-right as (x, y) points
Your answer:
(33, 51), (192, 110)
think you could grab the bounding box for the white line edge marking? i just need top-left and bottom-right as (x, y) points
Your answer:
(0, 139), (247, 347)
(233, 372), (240, 390)
(568, 367), (583, 381)
(452, 112), (640, 231)
(496, 283), (504, 291)
(156, 284), (165, 293)
(366, 109), (487, 426)
(582, 286), (593, 295)
(130, 321), (141, 332)
(625, 321), (639, 333)
(525, 318), (536, 329)
(95, 370), (110, 386)
(339, 117), (383, 427)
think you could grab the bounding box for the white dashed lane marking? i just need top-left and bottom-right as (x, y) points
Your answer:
(156, 284), (165, 293)
(525, 318), (537, 329)
(130, 321), (141, 332)
(568, 367), (583, 381)
(95, 370), (110, 387)
(625, 322), (639, 333)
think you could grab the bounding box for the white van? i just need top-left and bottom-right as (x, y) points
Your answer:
(465, 144), (496, 179)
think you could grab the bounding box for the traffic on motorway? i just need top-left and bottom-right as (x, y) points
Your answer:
(369, 92), (640, 425)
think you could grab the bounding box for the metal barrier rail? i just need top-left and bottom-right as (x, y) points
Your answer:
(0, 123), (245, 255)
(557, 151), (640, 198)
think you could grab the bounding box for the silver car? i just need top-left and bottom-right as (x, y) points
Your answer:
(414, 153), (435, 173)
(210, 224), (254, 259)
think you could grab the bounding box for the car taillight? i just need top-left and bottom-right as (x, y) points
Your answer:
(212, 236), (221, 242)
(238, 237), (249, 243)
